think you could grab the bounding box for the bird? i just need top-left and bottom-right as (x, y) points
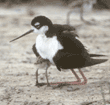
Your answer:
(32, 26), (77, 86)
(10, 15), (108, 86)
(34, 56), (51, 86)
(33, 43), (107, 86)
(10, 20), (77, 86)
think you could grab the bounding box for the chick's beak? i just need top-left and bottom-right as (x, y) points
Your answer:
(10, 29), (34, 42)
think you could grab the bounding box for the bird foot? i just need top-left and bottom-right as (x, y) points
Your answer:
(35, 82), (46, 87)
(47, 83), (50, 87)
(50, 80), (87, 86)
(35, 82), (51, 87)
(35, 80), (87, 87)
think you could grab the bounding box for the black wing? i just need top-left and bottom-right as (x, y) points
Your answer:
(53, 51), (108, 69)
(53, 32), (108, 69)
(54, 24), (76, 32)
(56, 32), (88, 55)
(53, 24), (78, 37)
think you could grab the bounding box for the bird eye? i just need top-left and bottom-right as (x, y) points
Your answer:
(34, 22), (40, 29)
(35, 25), (40, 29)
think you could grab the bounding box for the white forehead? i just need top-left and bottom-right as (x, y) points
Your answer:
(35, 22), (40, 26)
(32, 25), (49, 34)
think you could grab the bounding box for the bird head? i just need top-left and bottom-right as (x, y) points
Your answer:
(10, 16), (53, 42)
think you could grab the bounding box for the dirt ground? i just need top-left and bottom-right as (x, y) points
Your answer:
(0, 4), (110, 105)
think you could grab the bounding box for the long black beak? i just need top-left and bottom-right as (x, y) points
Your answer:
(10, 29), (34, 42)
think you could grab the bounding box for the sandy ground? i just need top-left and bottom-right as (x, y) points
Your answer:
(0, 4), (110, 105)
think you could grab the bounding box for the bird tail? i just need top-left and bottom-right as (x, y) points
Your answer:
(89, 54), (107, 57)
(84, 58), (108, 67)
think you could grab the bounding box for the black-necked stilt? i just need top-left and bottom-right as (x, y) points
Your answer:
(32, 30), (78, 86)
(10, 16), (108, 86)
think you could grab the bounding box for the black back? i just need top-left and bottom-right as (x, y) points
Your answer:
(53, 32), (107, 70)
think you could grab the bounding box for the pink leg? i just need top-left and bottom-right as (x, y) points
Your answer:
(70, 69), (81, 82)
(50, 69), (82, 86)
(50, 69), (87, 86)
(78, 68), (87, 85)
(63, 68), (87, 85)
(36, 69), (87, 86)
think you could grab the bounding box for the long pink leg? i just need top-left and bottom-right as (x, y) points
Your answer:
(50, 68), (87, 86)
(70, 69), (81, 82)
(36, 69), (87, 86)
(50, 69), (82, 85)
(78, 68), (87, 85)
(65, 68), (87, 85)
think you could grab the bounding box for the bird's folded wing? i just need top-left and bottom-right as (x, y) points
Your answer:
(53, 51), (108, 69)
(57, 32), (88, 55)
(54, 24), (76, 32)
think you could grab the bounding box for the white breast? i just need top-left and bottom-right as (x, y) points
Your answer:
(36, 34), (63, 64)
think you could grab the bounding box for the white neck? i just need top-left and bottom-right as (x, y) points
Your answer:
(35, 34), (63, 64)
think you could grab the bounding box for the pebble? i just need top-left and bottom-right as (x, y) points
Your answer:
(67, 86), (80, 92)
(67, 86), (73, 91)
(23, 101), (29, 105)
(40, 74), (45, 80)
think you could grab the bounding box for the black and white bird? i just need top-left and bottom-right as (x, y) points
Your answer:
(32, 24), (77, 86)
(10, 16), (108, 86)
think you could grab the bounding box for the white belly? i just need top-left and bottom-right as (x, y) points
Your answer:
(36, 34), (63, 64)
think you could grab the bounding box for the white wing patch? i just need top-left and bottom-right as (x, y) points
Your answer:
(36, 34), (63, 64)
